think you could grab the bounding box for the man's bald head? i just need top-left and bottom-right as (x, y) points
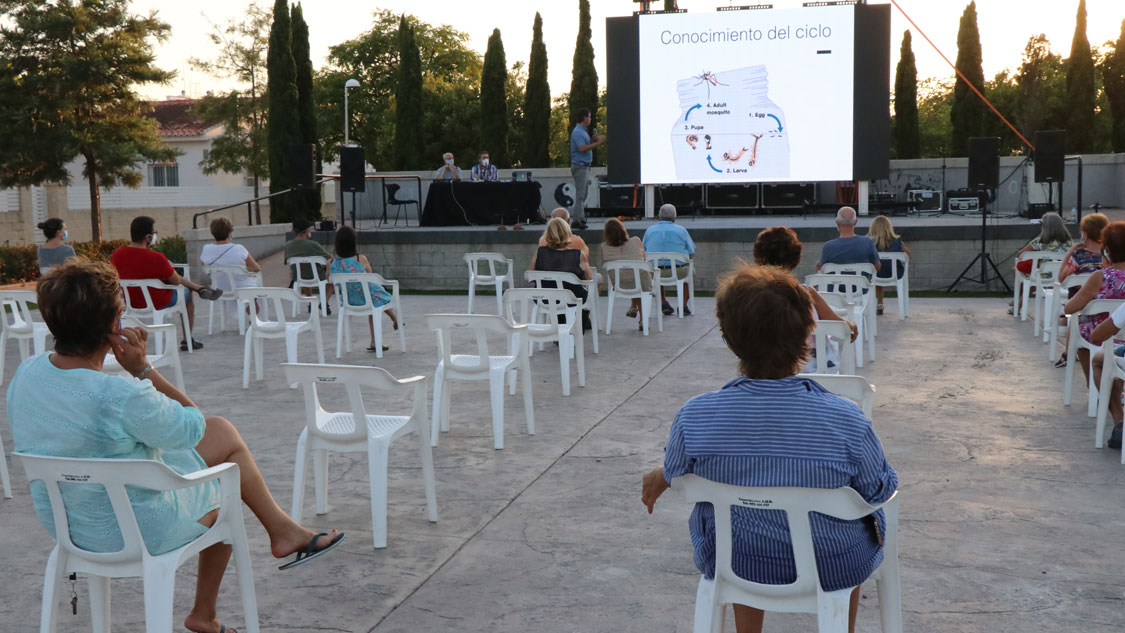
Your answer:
(835, 206), (858, 226)
(552, 207), (571, 221)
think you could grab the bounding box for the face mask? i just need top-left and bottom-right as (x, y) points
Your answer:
(445, 158), (454, 165)
(149, 232), (158, 245)
(62, 230), (68, 241)
(482, 159), (490, 167)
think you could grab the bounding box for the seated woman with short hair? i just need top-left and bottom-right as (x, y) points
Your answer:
(7, 259), (344, 633)
(641, 264), (898, 633)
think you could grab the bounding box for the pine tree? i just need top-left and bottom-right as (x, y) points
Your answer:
(523, 13), (551, 168)
(1064, 0), (1096, 153)
(569, 0), (599, 133)
(950, 1), (987, 156)
(266, 0), (299, 223)
(291, 2), (320, 217)
(394, 17), (425, 171)
(1105, 20), (1125, 152)
(480, 29), (509, 167)
(894, 30), (920, 159)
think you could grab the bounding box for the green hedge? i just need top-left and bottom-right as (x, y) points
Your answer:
(0, 237), (187, 285)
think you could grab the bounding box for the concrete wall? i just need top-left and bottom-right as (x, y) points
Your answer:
(185, 222), (290, 284)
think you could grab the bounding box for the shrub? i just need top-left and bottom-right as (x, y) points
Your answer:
(151, 236), (186, 264)
(0, 245), (37, 286)
(0, 237), (185, 285)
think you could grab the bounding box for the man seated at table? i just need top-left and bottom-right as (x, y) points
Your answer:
(538, 208), (589, 257)
(434, 152), (462, 181)
(642, 204), (696, 316)
(470, 151), (498, 182)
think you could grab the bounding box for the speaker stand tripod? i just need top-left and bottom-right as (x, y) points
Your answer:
(947, 199), (1011, 293)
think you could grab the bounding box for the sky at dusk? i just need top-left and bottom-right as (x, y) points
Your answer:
(132, 0), (1124, 100)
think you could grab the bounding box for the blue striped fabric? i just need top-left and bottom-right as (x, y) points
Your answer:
(663, 376), (898, 592)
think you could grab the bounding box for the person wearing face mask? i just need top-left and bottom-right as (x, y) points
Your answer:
(37, 217), (76, 275)
(111, 216), (222, 351)
(433, 152), (462, 181)
(470, 150), (498, 182)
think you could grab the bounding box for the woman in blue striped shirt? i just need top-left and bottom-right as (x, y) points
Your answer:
(641, 264), (898, 633)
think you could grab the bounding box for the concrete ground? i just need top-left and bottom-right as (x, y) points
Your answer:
(2, 285), (1125, 632)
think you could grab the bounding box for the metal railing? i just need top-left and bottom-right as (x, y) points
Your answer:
(191, 177), (335, 229)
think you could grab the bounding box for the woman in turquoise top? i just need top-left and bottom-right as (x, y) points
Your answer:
(329, 226), (399, 351)
(7, 259), (344, 633)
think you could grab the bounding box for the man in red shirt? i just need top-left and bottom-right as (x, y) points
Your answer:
(111, 216), (221, 350)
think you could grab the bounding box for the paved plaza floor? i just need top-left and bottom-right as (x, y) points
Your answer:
(2, 291), (1124, 632)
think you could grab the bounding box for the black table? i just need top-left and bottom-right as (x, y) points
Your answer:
(420, 181), (542, 226)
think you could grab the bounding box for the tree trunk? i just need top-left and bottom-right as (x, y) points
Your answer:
(85, 153), (102, 242)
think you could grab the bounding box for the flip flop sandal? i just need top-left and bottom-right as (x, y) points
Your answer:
(278, 531), (345, 570)
(367, 344), (390, 352)
(1055, 354), (1068, 368)
(180, 339), (204, 351)
(197, 287), (224, 301)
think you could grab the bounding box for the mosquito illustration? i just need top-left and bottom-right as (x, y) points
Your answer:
(693, 71), (728, 99)
(748, 133), (763, 167)
(722, 147), (749, 162)
(704, 134), (712, 150)
(685, 134), (699, 150)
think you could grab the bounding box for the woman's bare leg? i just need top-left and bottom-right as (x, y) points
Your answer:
(386, 308), (398, 329)
(367, 315), (375, 348)
(184, 510), (232, 633)
(876, 286), (885, 305)
(1078, 348), (1092, 382)
(731, 586), (859, 633)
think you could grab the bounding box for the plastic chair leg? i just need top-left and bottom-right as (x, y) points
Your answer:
(141, 564), (176, 633)
(313, 323), (325, 364)
(285, 333), (299, 365)
(655, 290), (664, 333)
(815, 590), (852, 633)
(336, 311), (345, 359)
(495, 281), (504, 316)
(395, 301), (407, 352)
(242, 334), (253, 389)
(876, 563), (904, 633)
(1021, 282), (1032, 321)
(228, 518), (261, 633)
(430, 369), (444, 448)
(88, 574), (110, 633)
(0, 332), (8, 383)
(521, 358), (535, 436)
(692, 577), (722, 633)
(575, 327), (586, 389)
(467, 282), (476, 314)
(291, 431), (309, 522)
(373, 311), (384, 359)
(641, 294), (651, 336)
(559, 333), (572, 396)
(313, 449), (329, 515)
(489, 371), (505, 449)
(40, 548), (64, 633)
(415, 420), (439, 524)
(441, 379), (452, 432)
(253, 338), (264, 381)
(368, 441), (390, 549)
(605, 289), (615, 335)
(677, 282), (685, 318)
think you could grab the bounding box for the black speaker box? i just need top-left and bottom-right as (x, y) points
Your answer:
(289, 144), (315, 189)
(1033, 130), (1066, 183)
(761, 183), (815, 208)
(599, 184), (643, 209)
(706, 184), (759, 209)
(339, 146), (366, 193)
(657, 184), (704, 209)
(967, 137), (999, 190)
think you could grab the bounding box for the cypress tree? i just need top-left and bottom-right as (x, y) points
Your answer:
(664, 0), (678, 10)
(1064, 0), (1096, 153)
(569, 0), (599, 131)
(523, 13), (551, 168)
(291, 2), (320, 217)
(894, 30), (920, 159)
(395, 17), (425, 170)
(480, 28), (509, 167)
(266, 0), (299, 222)
(1105, 20), (1125, 152)
(950, 1), (986, 156)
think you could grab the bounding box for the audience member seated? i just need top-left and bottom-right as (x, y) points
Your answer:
(1054, 213), (1107, 366)
(538, 208), (590, 257)
(530, 217), (593, 331)
(329, 226), (399, 352)
(433, 151), (462, 181)
(868, 215), (912, 316)
(6, 259), (344, 633)
(1063, 221), (1125, 413)
(284, 217), (334, 310)
(201, 216), (261, 289)
(1090, 301), (1125, 449)
(36, 218), (76, 275)
(470, 150), (498, 182)
(818, 206), (881, 276)
(641, 203), (696, 316)
(640, 264), (898, 633)
(601, 218), (651, 327)
(1012, 211), (1072, 315)
(111, 215), (221, 351)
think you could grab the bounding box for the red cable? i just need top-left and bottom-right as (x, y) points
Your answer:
(888, 0), (1035, 151)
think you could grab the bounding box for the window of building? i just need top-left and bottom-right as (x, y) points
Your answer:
(149, 163), (179, 187)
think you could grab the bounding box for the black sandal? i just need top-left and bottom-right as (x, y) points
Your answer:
(278, 531), (345, 570)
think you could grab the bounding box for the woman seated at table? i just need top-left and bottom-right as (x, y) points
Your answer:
(529, 217), (593, 331)
(641, 264), (898, 633)
(6, 259), (344, 633)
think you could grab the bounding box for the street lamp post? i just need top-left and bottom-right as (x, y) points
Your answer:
(344, 78), (360, 146)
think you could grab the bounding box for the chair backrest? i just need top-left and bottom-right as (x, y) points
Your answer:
(329, 272), (395, 312)
(645, 251), (691, 273)
(503, 287), (580, 337)
(115, 315), (177, 359)
(811, 319), (857, 375)
(288, 256), (327, 284)
(805, 274), (869, 306)
(602, 260), (654, 295)
(172, 263), (190, 283)
(235, 287), (307, 332)
(525, 269), (584, 288)
(0, 289), (37, 333)
(820, 262), (877, 278)
(204, 264), (262, 293)
(386, 183), (402, 199)
(673, 474), (896, 603)
(118, 279), (167, 314)
(1016, 251), (1066, 280)
(1039, 259), (1064, 285)
(281, 363), (427, 443)
(1060, 273), (1093, 301)
(464, 252), (512, 281)
(423, 314), (525, 376)
(873, 252), (909, 287)
(797, 373), (875, 418)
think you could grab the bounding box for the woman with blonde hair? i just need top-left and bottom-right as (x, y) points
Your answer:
(530, 217), (593, 331)
(867, 215), (911, 316)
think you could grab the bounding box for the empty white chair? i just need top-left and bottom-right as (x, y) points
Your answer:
(526, 270), (600, 353)
(1046, 274), (1092, 360)
(504, 287), (585, 396)
(235, 287), (325, 388)
(119, 280), (194, 354)
(1063, 299), (1125, 417)
(288, 255), (330, 317)
(603, 260), (657, 335)
(1013, 251), (1065, 321)
(673, 474), (901, 633)
(331, 272), (405, 359)
(15, 453), (259, 633)
(806, 271), (875, 367)
(810, 319), (857, 375)
(873, 252), (910, 319)
(0, 289), (50, 383)
(646, 251), (695, 318)
(798, 373), (875, 418)
(203, 264), (262, 335)
(424, 314), (533, 450)
(282, 363), (438, 549)
(101, 316), (185, 391)
(465, 252), (514, 315)
(1032, 259), (1064, 338)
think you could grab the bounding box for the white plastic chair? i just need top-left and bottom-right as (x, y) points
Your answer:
(288, 255), (330, 317)
(798, 373), (875, 418)
(873, 252), (910, 320)
(810, 319), (857, 375)
(1063, 299), (1125, 417)
(203, 264), (262, 335)
(1013, 251), (1066, 321)
(235, 287), (325, 388)
(1045, 274), (1092, 360)
(646, 252), (695, 318)
(672, 474), (901, 633)
(603, 260), (657, 335)
(806, 272), (875, 367)
(282, 363), (438, 549)
(331, 272), (406, 359)
(101, 316), (185, 391)
(526, 270), (600, 353)
(0, 289), (50, 383)
(119, 280), (194, 354)
(0, 426), (11, 499)
(171, 263), (191, 283)
(465, 252), (514, 315)
(15, 453), (259, 633)
(1032, 259), (1064, 338)
(424, 314), (533, 450)
(504, 287), (585, 396)
(1092, 338), (1125, 460)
